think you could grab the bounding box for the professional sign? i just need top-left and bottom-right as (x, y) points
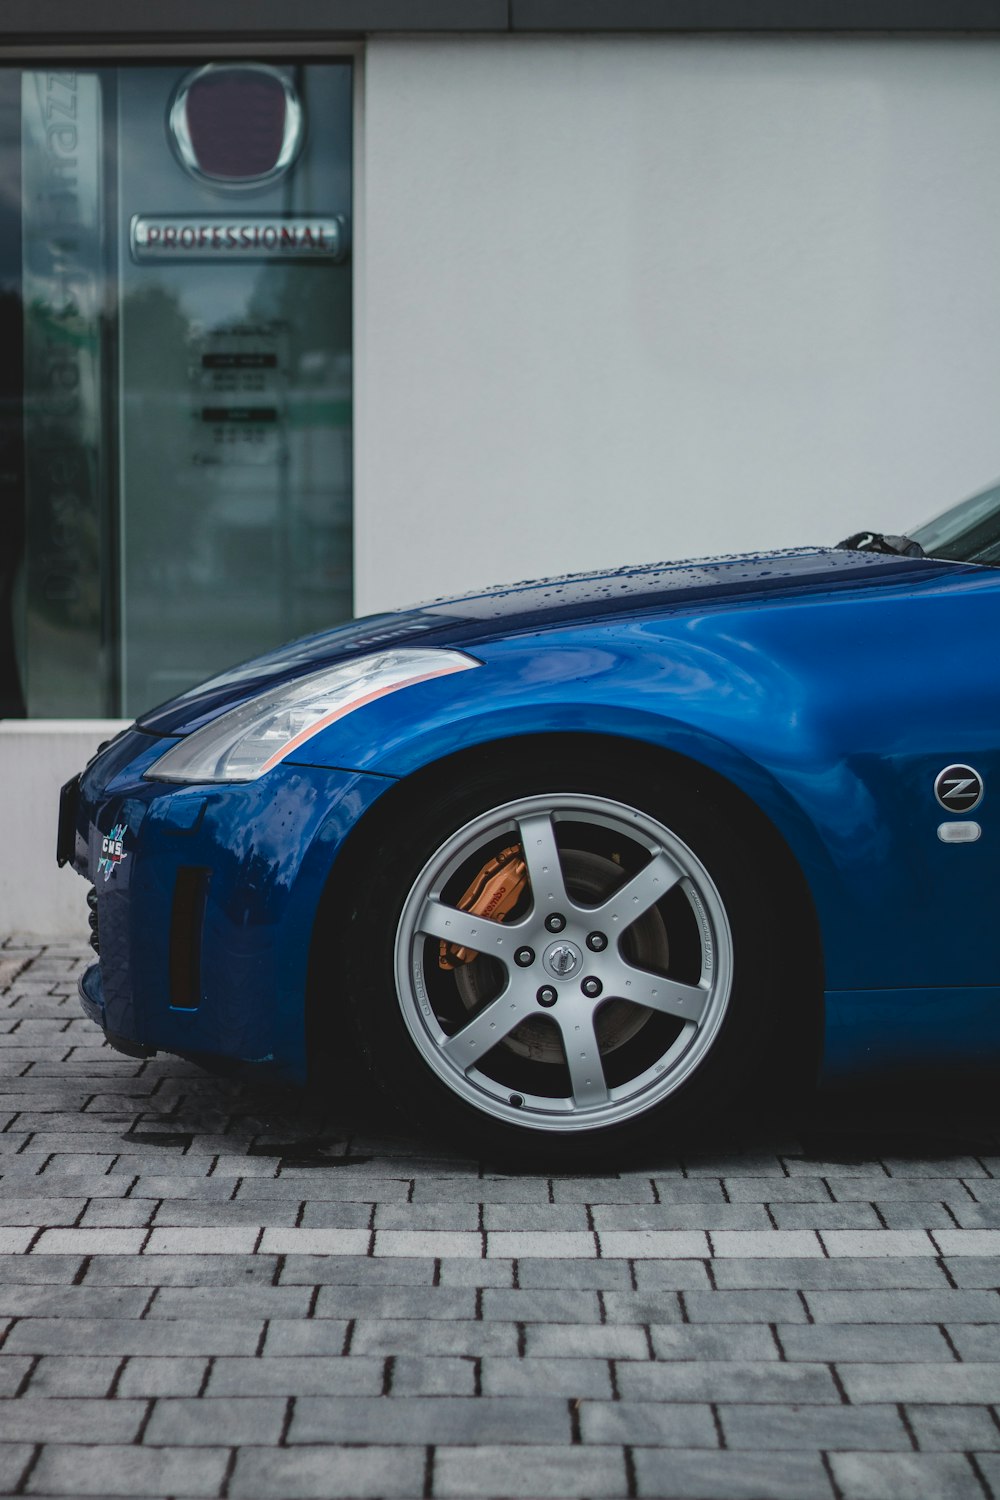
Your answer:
(130, 215), (347, 263)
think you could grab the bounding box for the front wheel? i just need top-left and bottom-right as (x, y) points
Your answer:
(342, 754), (789, 1159)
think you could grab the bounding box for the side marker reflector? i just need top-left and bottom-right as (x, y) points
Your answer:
(937, 822), (981, 844)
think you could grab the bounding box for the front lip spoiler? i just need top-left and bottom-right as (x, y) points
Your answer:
(78, 964), (156, 1060)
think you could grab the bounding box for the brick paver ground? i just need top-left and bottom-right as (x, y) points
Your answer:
(2, 937), (1000, 1499)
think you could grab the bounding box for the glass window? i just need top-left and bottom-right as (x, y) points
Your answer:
(2, 59), (353, 718)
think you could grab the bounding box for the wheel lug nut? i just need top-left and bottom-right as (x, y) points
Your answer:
(536, 986), (558, 1007)
(514, 947), (535, 967)
(586, 932), (608, 952)
(545, 913), (566, 933)
(581, 976), (603, 998)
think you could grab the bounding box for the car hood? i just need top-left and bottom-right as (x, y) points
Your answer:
(138, 545), (961, 736)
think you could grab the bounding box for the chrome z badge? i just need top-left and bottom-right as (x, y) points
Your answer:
(934, 765), (984, 814)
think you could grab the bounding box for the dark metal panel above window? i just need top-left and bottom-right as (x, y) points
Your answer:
(3, 0), (1000, 35)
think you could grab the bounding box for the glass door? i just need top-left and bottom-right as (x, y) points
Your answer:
(7, 58), (353, 718)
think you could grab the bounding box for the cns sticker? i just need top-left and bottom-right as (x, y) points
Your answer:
(97, 823), (129, 882)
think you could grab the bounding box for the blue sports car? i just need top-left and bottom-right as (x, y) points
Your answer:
(58, 483), (1000, 1156)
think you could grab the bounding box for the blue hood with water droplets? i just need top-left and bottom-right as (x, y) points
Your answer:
(138, 546), (960, 736)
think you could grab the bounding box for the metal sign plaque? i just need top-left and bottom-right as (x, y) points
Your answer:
(130, 215), (347, 263)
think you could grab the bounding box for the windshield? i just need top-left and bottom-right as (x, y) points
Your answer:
(909, 480), (1000, 565)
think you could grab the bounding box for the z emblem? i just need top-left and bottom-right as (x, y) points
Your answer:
(934, 765), (984, 814)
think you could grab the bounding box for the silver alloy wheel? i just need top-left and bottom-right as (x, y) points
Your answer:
(394, 793), (735, 1133)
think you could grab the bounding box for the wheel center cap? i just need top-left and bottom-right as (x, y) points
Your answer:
(543, 940), (583, 981)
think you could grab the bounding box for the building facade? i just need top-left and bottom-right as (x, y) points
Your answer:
(4, 1), (1000, 928)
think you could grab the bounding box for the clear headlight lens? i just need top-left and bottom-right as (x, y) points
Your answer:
(145, 648), (478, 783)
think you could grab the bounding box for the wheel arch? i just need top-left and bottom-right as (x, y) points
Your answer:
(306, 729), (825, 1084)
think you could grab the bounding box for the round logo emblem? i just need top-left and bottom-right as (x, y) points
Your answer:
(543, 941), (583, 981)
(168, 64), (304, 189)
(934, 764), (984, 814)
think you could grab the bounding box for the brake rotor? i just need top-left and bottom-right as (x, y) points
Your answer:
(453, 847), (670, 1063)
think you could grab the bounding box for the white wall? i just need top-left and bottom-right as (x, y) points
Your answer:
(356, 35), (1000, 611)
(0, 723), (129, 940)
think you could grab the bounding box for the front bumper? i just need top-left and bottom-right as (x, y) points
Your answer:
(62, 728), (394, 1079)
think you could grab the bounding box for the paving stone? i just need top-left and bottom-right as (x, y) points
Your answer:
(226, 1444), (432, 1498)
(208, 1354), (384, 1396)
(27, 1443), (230, 1496)
(4, 1316), (265, 1356)
(0, 1394), (146, 1442)
(710, 1257), (950, 1289)
(650, 1323), (782, 1361)
(821, 1230), (937, 1257)
(592, 1203), (771, 1229)
(0, 1285), (149, 1319)
(391, 1355), (479, 1395)
(144, 1395), (287, 1445)
(838, 1362), (1000, 1403)
(116, 1356), (210, 1396)
(0, 1198), (85, 1226)
(356, 1317), (521, 1357)
(939, 1257), (1000, 1288)
(681, 1289), (810, 1323)
(144, 1226), (260, 1254)
(711, 1230), (824, 1258)
(278, 1254), (434, 1285)
(480, 1204), (590, 1230)
(30, 1229), (146, 1256)
(524, 1322), (652, 1359)
(84, 1253), (280, 1286)
(149, 1284), (313, 1319)
(830, 1451), (984, 1499)
(724, 1176), (833, 1203)
(770, 1202), (882, 1229)
(632, 1447), (833, 1498)
(618, 1360), (841, 1403)
(719, 1402), (911, 1450)
(579, 1398), (717, 1446)
(487, 1230), (597, 1258)
(297, 1201), (379, 1228)
(518, 1257), (648, 1289)
(480, 1355), (614, 1398)
(934, 1229), (1000, 1256)
(434, 1443), (627, 1497)
(480, 1288), (602, 1323)
(291, 1393), (570, 1444)
(313, 1285), (476, 1320)
(873, 1201), (959, 1230)
(776, 1321), (955, 1362)
(806, 1290), (1000, 1323)
(437, 1257), (514, 1287)
(905, 1402), (1000, 1450)
(372, 1202), (480, 1229)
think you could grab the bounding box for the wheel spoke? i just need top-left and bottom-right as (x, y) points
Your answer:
(558, 1010), (609, 1107)
(517, 812), (570, 913)
(442, 989), (535, 1070)
(589, 850), (683, 930)
(416, 898), (511, 956)
(614, 960), (709, 1024)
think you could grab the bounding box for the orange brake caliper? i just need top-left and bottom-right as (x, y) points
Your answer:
(438, 843), (529, 970)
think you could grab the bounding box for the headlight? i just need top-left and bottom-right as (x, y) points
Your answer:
(145, 648), (478, 783)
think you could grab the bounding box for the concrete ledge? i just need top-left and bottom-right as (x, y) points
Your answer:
(0, 721), (131, 939)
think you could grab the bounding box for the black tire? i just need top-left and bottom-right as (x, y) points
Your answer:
(339, 744), (801, 1163)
